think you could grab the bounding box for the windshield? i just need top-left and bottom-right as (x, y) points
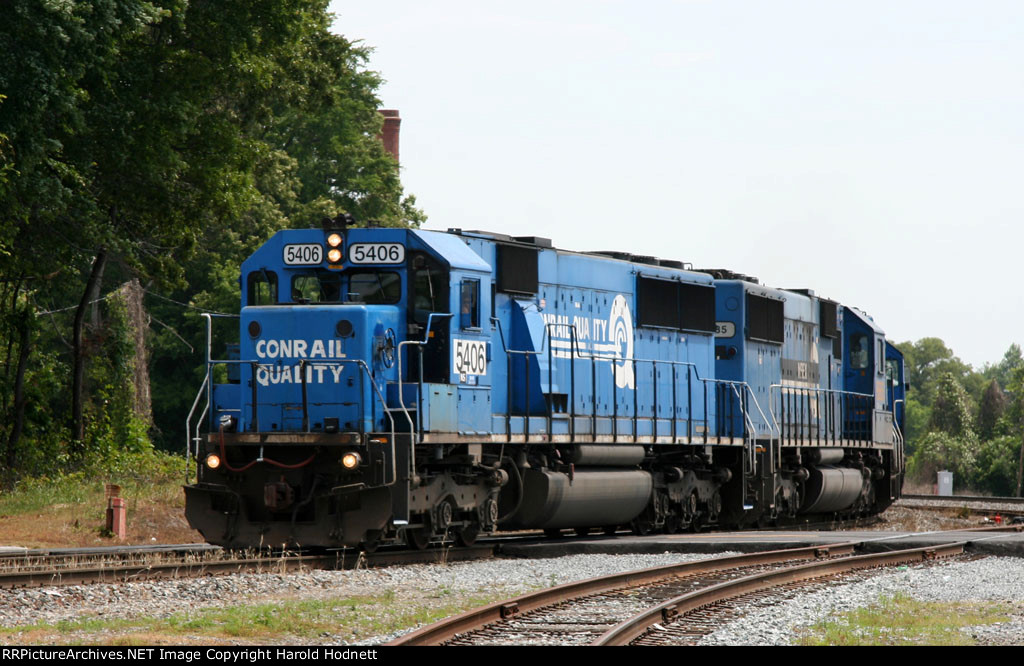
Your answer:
(290, 269), (402, 305)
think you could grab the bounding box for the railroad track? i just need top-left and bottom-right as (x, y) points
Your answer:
(0, 542), (495, 590)
(598, 542), (970, 646)
(902, 494), (1024, 506)
(389, 526), (1023, 646)
(389, 543), (860, 645)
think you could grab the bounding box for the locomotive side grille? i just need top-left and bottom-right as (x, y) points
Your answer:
(497, 243), (539, 294)
(680, 282), (715, 333)
(820, 299), (839, 338)
(746, 293), (784, 344)
(637, 276), (678, 328)
(637, 277), (715, 333)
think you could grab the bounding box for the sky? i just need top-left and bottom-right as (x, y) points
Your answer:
(328, 1), (1024, 369)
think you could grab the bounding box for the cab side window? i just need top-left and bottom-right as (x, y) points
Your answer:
(460, 279), (480, 329)
(850, 333), (869, 369)
(247, 271), (277, 306)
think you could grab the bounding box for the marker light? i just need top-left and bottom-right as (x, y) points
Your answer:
(327, 248), (343, 263)
(327, 233), (343, 248)
(205, 454), (222, 470)
(341, 452), (362, 469)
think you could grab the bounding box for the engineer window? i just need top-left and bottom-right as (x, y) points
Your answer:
(291, 272), (342, 303)
(460, 279), (480, 329)
(850, 334), (869, 369)
(247, 271), (277, 306)
(348, 271), (401, 304)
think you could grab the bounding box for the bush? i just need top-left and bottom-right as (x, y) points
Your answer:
(907, 431), (978, 486)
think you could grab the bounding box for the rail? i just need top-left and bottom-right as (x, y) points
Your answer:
(394, 312), (453, 481)
(487, 318), (765, 450)
(893, 398), (905, 473)
(185, 313), (237, 481)
(595, 541), (968, 645)
(768, 384), (876, 446)
(388, 542), (861, 645)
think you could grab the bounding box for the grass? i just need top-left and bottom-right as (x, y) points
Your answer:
(796, 593), (1013, 646)
(0, 451), (201, 548)
(0, 589), (507, 645)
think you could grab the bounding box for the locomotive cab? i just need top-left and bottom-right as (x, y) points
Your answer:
(186, 226), (505, 549)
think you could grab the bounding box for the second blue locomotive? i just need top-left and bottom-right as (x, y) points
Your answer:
(185, 223), (906, 549)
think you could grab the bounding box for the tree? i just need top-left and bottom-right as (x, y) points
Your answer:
(928, 372), (975, 440)
(0, 1), (425, 470)
(984, 343), (1024, 393)
(896, 338), (978, 409)
(977, 380), (1008, 441)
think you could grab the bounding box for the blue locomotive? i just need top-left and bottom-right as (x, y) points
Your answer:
(184, 221), (906, 549)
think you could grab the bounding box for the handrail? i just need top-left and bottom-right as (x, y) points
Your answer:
(768, 384), (875, 446)
(396, 312), (453, 479)
(184, 313), (214, 482)
(184, 369), (210, 481)
(196, 356), (399, 486)
(893, 398), (905, 473)
(185, 312), (241, 481)
(489, 319), (765, 446)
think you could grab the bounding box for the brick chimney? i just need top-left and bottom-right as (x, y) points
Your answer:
(378, 109), (401, 164)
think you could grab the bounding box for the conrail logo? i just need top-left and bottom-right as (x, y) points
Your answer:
(609, 294), (635, 389)
(254, 338), (346, 359)
(540, 293), (635, 390)
(252, 338), (347, 387)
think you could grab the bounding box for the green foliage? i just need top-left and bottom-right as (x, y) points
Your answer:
(908, 431), (977, 486)
(85, 293), (152, 461)
(974, 435), (1021, 496)
(0, 449), (186, 518)
(896, 339), (1024, 495)
(983, 343), (1024, 392)
(897, 338), (978, 410)
(977, 380), (1009, 440)
(928, 372), (974, 439)
(902, 396), (930, 456)
(0, 1), (424, 468)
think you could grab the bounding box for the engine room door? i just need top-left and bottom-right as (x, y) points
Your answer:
(452, 274), (492, 434)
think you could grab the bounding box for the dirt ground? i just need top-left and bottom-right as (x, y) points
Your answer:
(0, 492), (203, 549)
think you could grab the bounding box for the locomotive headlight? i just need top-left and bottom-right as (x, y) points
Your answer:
(341, 452), (362, 469)
(205, 454), (222, 470)
(326, 233), (343, 248)
(327, 248), (343, 263)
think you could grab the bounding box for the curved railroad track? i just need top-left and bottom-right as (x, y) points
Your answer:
(389, 543), (860, 645)
(390, 525), (1023, 646)
(597, 542), (970, 645)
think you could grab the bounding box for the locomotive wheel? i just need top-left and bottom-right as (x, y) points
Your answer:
(631, 518), (654, 536)
(663, 515), (681, 535)
(360, 530), (382, 553)
(456, 525), (480, 547)
(406, 527), (431, 550)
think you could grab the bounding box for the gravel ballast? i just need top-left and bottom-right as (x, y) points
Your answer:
(2, 552), (1024, 645)
(698, 556), (1024, 646)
